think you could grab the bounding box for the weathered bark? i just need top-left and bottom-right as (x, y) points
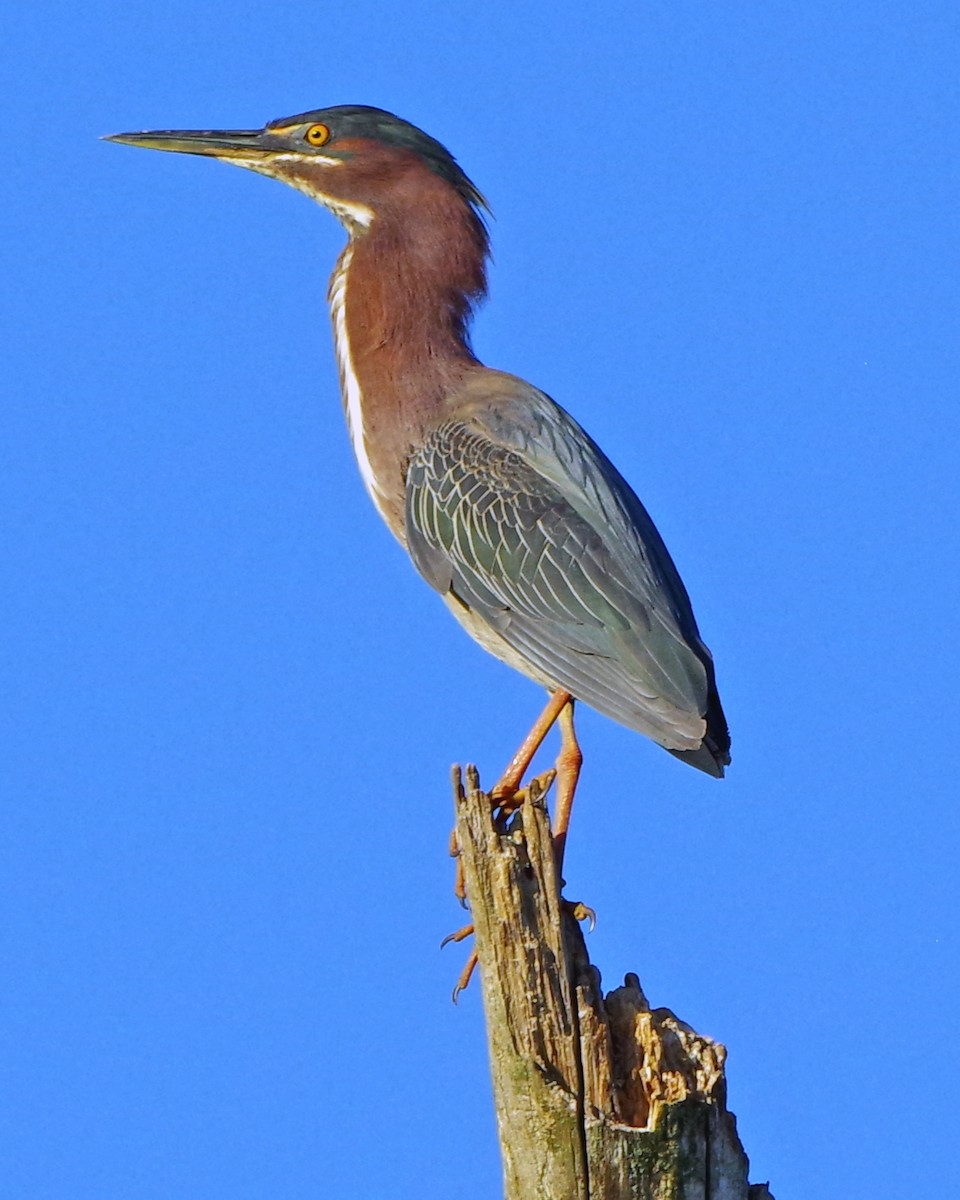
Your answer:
(451, 765), (774, 1200)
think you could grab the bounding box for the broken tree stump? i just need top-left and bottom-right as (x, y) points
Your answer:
(451, 764), (774, 1200)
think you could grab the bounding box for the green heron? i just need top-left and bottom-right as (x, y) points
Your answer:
(107, 105), (730, 872)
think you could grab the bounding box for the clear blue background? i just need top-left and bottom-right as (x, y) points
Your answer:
(3, 3), (957, 1196)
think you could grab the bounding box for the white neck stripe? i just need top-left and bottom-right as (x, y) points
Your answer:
(328, 241), (390, 520)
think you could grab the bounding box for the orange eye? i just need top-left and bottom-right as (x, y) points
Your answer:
(305, 123), (331, 147)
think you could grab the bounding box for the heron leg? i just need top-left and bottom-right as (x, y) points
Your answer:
(551, 698), (583, 874)
(493, 688), (573, 803)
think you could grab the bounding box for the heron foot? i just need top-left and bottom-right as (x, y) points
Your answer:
(440, 922), (474, 950)
(451, 951), (478, 1003)
(449, 768), (556, 911)
(440, 923), (478, 1003)
(445, 767), (570, 1000)
(563, 898), (597, 932)
(441, 901), (593, 1004)
(448, 827), (467, 906)
(490, 767), (556, 821)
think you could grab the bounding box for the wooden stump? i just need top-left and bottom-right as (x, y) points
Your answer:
(451, 765), (775, 1200)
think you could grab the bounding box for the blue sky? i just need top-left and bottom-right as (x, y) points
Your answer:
(2, 2), (958, 1196)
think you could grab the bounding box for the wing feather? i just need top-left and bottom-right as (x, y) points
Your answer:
(404, 376), (729, 769)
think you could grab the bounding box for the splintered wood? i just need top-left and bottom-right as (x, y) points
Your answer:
(451, 765), (774, 1200)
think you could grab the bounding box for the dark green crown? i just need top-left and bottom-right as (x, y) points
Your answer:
(270, 105), (488, 213)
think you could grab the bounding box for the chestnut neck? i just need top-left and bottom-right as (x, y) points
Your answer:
(329, 175), (489, 540)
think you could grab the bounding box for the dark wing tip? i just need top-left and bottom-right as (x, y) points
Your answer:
(669, 685), (731, 778)
(668, 740), (730, 778)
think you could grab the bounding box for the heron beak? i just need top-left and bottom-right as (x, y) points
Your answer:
(104, 128), (279, 160)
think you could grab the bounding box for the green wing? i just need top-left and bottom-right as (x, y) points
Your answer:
(404, 376), (729, 773)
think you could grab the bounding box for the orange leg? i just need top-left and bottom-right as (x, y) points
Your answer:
(551, 699), (595, 929)
(551, 698), (583, 874)
(494, 688), (573, 801)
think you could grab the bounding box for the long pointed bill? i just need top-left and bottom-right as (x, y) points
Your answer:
(104, 128), (280, 160)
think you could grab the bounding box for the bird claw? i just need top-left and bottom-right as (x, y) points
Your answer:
(451, 951), (478, 1003)
(441, 923), (478, 1003)
(491, 767), (557, 822)
(453, 854), (468, 907)
(449, 828), (469, 906)
(440, 921), (474, 950)
(564, 899), (597, 932)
